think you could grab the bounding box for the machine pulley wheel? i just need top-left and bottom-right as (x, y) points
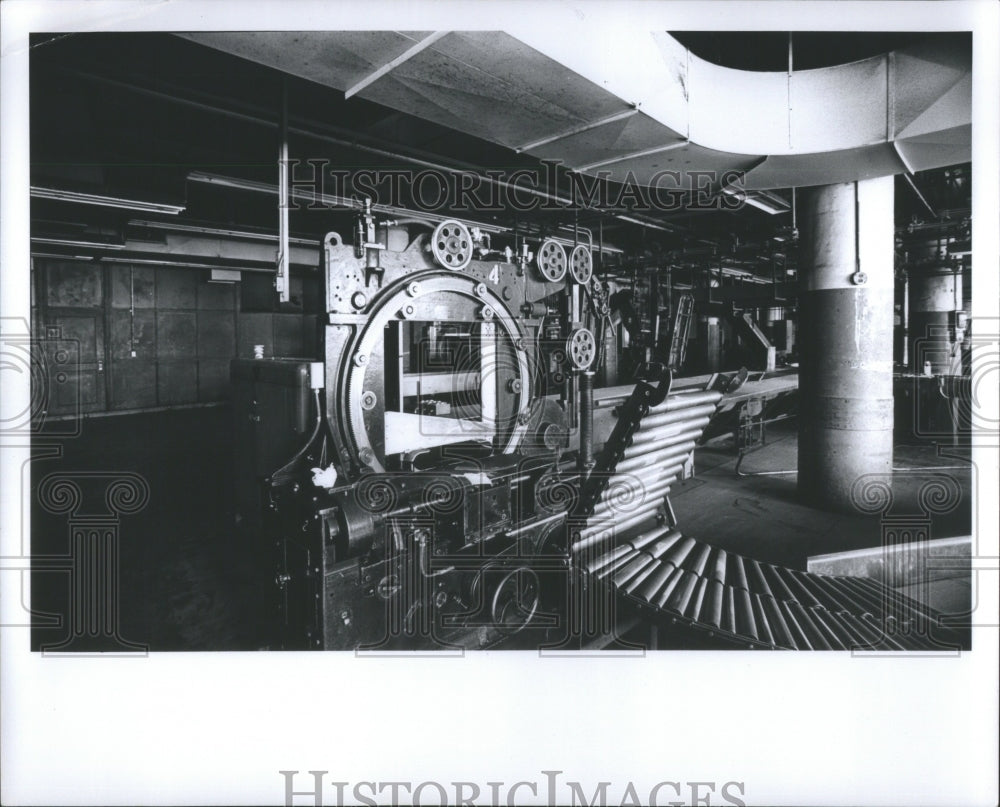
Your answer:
(536, 238), (568, 282)
(566, 327), (597, 370)
(431, 219), (473, 271)
(569, 244), (593, 284)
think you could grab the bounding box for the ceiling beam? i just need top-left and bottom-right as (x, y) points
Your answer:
(344, 31), (449, 99)
(514, 108), (639, 153)
(573, 140), (689, 173)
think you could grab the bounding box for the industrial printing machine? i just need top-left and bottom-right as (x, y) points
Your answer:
(232, 210), (965, 652)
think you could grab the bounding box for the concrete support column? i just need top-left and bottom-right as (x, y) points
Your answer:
(909, 270), (961, 375)
(696, 315), (721, 372)
(798, 177), (894, 511)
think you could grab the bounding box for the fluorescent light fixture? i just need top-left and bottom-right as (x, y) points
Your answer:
(101, 256), (273, 273)
(128, 218), (317, 247)
(722, 188), (790, 215)
(209, 268), (242, 283)
(31, 185), (186, 215)
(30, 251), (95, 261)
(615, 214), (677, 234)
(31, 236), (127, 250)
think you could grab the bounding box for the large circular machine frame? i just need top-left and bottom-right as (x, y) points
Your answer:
(340, 271), (533, 473)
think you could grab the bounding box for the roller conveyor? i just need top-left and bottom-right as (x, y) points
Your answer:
(571, 384), (967, 651)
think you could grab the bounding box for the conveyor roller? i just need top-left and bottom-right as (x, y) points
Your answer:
(570, 384), (966, 651)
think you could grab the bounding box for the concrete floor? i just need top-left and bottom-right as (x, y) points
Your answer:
(30, 409), (974, 651)
(673, 421), (973, 618)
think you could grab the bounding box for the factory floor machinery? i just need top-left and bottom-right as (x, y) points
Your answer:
(234, 218), (965, 652)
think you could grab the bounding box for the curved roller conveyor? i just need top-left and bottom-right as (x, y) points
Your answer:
(571, 384), (965, 651)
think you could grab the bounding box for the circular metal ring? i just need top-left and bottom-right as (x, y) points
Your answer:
(536, 239), (567, 282)
(342, 272), (532, 473)
(566, 327), (596, 370)
(431, 219), (473, 271)
(570, 244), (593, 284)
(490, 566), (540, 635)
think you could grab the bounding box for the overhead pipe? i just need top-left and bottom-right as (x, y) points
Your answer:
(62, 68), (683, 239)
(275, 76), (290, 303)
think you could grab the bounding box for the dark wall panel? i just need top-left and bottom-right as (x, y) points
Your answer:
(45, 263), (101, 308)
(198, 359), (230, 402)
(156, 266), (198, 309)
(157, 311), (197, 358)
(52, 367), (101, 411)
(111, 360), (157, 410)
(274, 313), (305, 357)
(301, 314), (318, 357)
(158, 360), (198, 405)
(110, 265), (156, 309)
(198, 280), (236, 310)
(197, 311), (236, 357)
(50, 314), (100, 363)
(110, 309), (156, 359)
(36, 259), (319, 414)
(237, 312), (273, 358)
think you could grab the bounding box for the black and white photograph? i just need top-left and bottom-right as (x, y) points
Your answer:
(2, 1), (998, 805)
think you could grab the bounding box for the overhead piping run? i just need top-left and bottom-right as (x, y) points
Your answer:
(64, 69), (682, 239)
(187, 170), (506, 234)
(276, 76), (290, 303)
(787, 32), (793, 149)
(344, 31), (449, 99)
(30, 185), (185, 214)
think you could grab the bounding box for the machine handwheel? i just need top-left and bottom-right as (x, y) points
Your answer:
(490, 567), (540, 635)
(566, 327), (596, 370)
(536, 238), (568, 282)
(570, 244), (593, 284)
(431, 219), (473, 271)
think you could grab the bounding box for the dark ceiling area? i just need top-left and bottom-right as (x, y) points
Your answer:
(29, 30), (970, 275)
